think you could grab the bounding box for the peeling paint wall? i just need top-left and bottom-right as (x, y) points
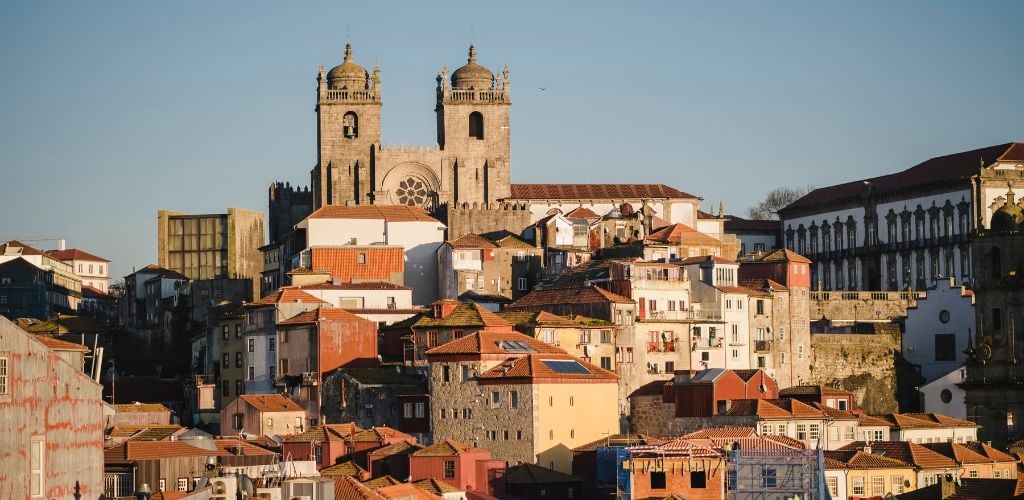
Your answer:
(0, 316), (104, 499)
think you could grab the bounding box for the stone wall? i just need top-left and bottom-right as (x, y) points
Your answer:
(808, 325), (907, 414)
(437, 202), (533, 241)
(808, 291), (919, 322)
(268, 182), (312, 243)
(629, 394), (756, 437)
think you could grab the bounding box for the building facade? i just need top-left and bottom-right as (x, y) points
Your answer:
(156, 208), (265, 296)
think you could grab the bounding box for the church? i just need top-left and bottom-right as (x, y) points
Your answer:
(300, 44), (707, 234)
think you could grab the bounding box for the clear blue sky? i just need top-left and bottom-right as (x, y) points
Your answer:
(1, 1), (1022, 279)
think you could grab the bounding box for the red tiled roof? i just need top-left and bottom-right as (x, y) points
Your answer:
(300, 282), (409, 291)
(212, 438), (277, 456)
(645, 224), (723, 246)
(681, 427), (756, 439)
(367, 441), (422, 457)
(426, 329), (564, 356)
(962, 441), (1018, 463)
(716, 286), (754, 295)
(784, 143), (1022, 214)
(106, 441), (218, 462)
(0, 240), (46, 256)
(279, 307), (370, 325)
(306, 205), (440, 222)
(32, 334), (89, 352)
(238, 394), (303, 412)
(310, 247), (405, 282)
(725, 398), (858, 420)
(839, 441), (958, 469)
(857, 414), (893, 428)
(477, 353), (618, 382)
(745, 248), (811, 264)
(678, 255), (736, 265)
(922, 442), (992, 464)
(880, 412), (977, 429)
(334, 475), (386, 500)
(284, 423), (365, 443)
(81, 284), (111, 298)
(45, 248), (110, 262)
(249, 287), (326, 306)
(565, 206), (600, 219)
(509, 184), (697, 200)
(824, 450), (913, 470)
(447, 233), (498, 249)
(412, 302), (513, 329)
(412, 439), (485, 457)
(113, 402), (170, 413)
(351, 426), (415, 444)
(507, 285), (633, 309)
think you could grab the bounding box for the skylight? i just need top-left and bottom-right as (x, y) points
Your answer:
(541, 360), (591, 374)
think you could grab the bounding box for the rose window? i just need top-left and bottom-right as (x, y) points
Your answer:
(395, 177), (429, 206)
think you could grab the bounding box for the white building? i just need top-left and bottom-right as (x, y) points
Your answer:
(779, 142), (1024, 291)
(47, 248), (111, 293)
(505, 184), (704, 228)
(879, 412), (978, 444)
(903, 277), (975, 382)
(297, 281), (418, 325)
(295, 205), (446, 305)
(919, 366), (967, 420)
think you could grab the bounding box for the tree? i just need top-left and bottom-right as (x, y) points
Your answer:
(746, 185), (816, 220)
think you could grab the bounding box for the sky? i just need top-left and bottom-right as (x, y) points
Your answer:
(1, 1), (1022, 280)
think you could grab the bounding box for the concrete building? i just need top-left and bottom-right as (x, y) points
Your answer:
(298, 281), (419, 325)
(919, 365), (967, 419)
(214, 307), (245, 410)
(823, 449), (916, 500)
(837, 440), (960, 490)
(0, 315), (104, 499)
(0, 240), (83, 319)
(876, 412), (978, 444)
(779, 142), (1024, 292)
(296, 205), (446, 305)
(425, 329), (619, 473)
(156, 208), (265, 296)
(276, 307), (378, 425)
(221, 393), (305, 438)
(724, 215), (781, 258)
(241, 287), (325, 397)
(47, 248), (111, 293)
(437, 232), (544, 302)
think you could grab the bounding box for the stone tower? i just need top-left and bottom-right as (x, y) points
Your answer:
(435, 45), (512, 205)
(309, 44), (511, 211)
(312, 44), (382, 208)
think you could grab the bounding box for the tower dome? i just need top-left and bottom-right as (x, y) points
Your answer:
(451, 45), (493, 90)
(990, 189), (1024, 232)
(327, 44), (368, 90)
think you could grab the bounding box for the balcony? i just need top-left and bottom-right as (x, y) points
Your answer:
(692, 338), (723, 350)
(302, 372), (319, 386)
(754, 340), (772, 353)
(647, 341), (676, 353)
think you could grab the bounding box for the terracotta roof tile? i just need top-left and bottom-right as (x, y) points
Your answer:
(682, 427), (757, 439)
(81, 284), (111, 298)
(279, 307), (371, 325)
(368, 440), (422, 457)
(412, 478), (460, 495)
(425, 329), (564, 357)
(45, 248), (110, 262)
(824, 450), (913, 470)
(238, 394), (303, 412)
(107, 424), (183, 440)
(307, 205), (440, 222)
(32, 334), (90, 352)
(446, 233), (498, 249)
(284, 423), (364, 443)
(744, 248), (811, 264)
(412, 302), (512, 329)
(646, 224), (723, 246)
(412, 439), (481, 457)
(113, 402), (170, 413)
(333, 475), (386, 500)
(362, 476), (403, 489)
(212, 438), (277, 456)
(724, 398), (857, 420)
(508, 285), (633, 309)
(962, 441), (1018, 463)
(509, 184), (697, 200)
(300, 282), (409, 291)
(857, 414), (893, 428)
(310, 247), (404, 283)
(922, 442), (992, 464)
(839, 441), (957, 469)
(880, 412), (977, 429)
(351, 426), (414, 444)
(106, 441), (218, 461)
(565, 207), (600, 219)
(477, 353), (618, 382)
(320, 460), (366, 477)
(376, 483), (440, 499)
(0, 240), (46, 256)
(249, 287), (326, 306)
(573, 434), (655, 452)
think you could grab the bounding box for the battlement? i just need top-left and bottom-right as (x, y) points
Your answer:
(436, 201), (532, 240)
(269, 181), (311, 198)
(268, 181), (313, 242)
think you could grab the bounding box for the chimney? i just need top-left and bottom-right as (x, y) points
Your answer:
(862, 445), (872, 454)
(940, 473), (958, 499)
(59, 239), (65, 251)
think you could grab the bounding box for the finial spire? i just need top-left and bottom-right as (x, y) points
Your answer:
(344, 44), (353, 62)
(468, 45), (477, 63)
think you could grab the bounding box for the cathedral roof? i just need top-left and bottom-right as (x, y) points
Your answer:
(327, 44), (368, 89)
(450, 45), (493, 90)
(508, 184), (697, 200)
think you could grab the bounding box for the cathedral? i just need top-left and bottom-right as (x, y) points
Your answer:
(310, 44), (511, 210)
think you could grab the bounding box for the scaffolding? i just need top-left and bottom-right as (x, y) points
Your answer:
(726, 448), (828, 500)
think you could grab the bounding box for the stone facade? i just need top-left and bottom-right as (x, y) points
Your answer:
(268, 182), (313, 243)
(630, 393), (756, 437)
(808, 327), (903, 414)
(310, 45), (511, 210)
(809, 290), (919, 322)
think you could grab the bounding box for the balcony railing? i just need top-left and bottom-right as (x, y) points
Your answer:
(810, 291), (918, 301)
(321, 89), (380, 102)
(647, 341), (676, 353)
(447, 89), (508, 102)
(692, 338), (723, 350)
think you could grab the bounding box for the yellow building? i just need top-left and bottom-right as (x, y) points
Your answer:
(425, 329), (619, 473)
(824, 449), (916, 500)
(498, 310), (618, 371)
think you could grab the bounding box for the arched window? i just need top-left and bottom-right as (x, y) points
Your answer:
(469, 111), (484, 140)
(343, 112), (358, 138)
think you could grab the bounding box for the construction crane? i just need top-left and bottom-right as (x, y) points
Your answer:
(0, 236), (66, 250)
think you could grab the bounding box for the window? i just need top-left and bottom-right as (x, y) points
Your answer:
(626, 347), (634, 363)
(516, 430), (523, 440)
(159, 479), (166, 492)
(444, 460), (456, 479)
(580, 330), (591, 344)
(517, 277), (527, 291)
(235, 324), (241, 339)
(30, 436), (44, 497)
(177, 478), (189, 492)
(665, 361), (674, 372)
(462, 364), (470, 381)
(440, 409), (446, 419)
(415, 402), (425, 418)
(342, 111), (358, 138)
(357, 252), (367, 265)
(247, 338), (255, 352)
(600, 330), (612, 343)
(935, 333), (956, 361)
(650, 471), (666, 489)
(969, 470), (978, 478)
(222, 325), (229, 340)
(99, 265), (104, 274)
(452, 407), (459, 419)
(222, 380), (230, 397)
(463, 408), (472, 419)
(442, 365), (451, 383)
(761, 467), (777, 488)
(510, 391), (519, 409)
(691, 471), (707, 488)
(809, 424), (820, 440)
(491, 391), (501, 408)
(469, 111), (484, 139)
(852, 476), (865, 495)
(777, 424), (786, 435)
(871, 476), (884, 495)
(600, 357), (612, 370)
(796, 424), (807, 440)
(235, 352), (243, 368)
(0, 356), (8, 397)
(798, 344), (804, 359)
(403, 403), (413, 418)
(222, 353), (229, 369)
(268, 338), (275, 352)
(232, 413), (243, 430)
(236, 380), (243, 395)
(247, 366), (254, 381)
(615, 347), (623, 363)
(827, 477), (838, 497)
(756, 300), (765, 315)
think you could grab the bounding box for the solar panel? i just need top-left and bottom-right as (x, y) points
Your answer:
(498, 340), (536, 353)
(542, 360), (591, 374)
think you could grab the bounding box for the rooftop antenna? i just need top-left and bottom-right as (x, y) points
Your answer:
(470, 27), (474, 44)
(346, 25), (351, 42)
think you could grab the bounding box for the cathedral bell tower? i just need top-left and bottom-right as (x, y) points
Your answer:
(311, 44), (381, 208)
(435, 45), (512, 205)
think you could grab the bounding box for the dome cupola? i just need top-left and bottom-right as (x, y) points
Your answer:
(450, 45), (494, 90)
(327, 44), (368, 90)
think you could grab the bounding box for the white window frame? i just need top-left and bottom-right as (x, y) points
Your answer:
(31, 436), (44, 497)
